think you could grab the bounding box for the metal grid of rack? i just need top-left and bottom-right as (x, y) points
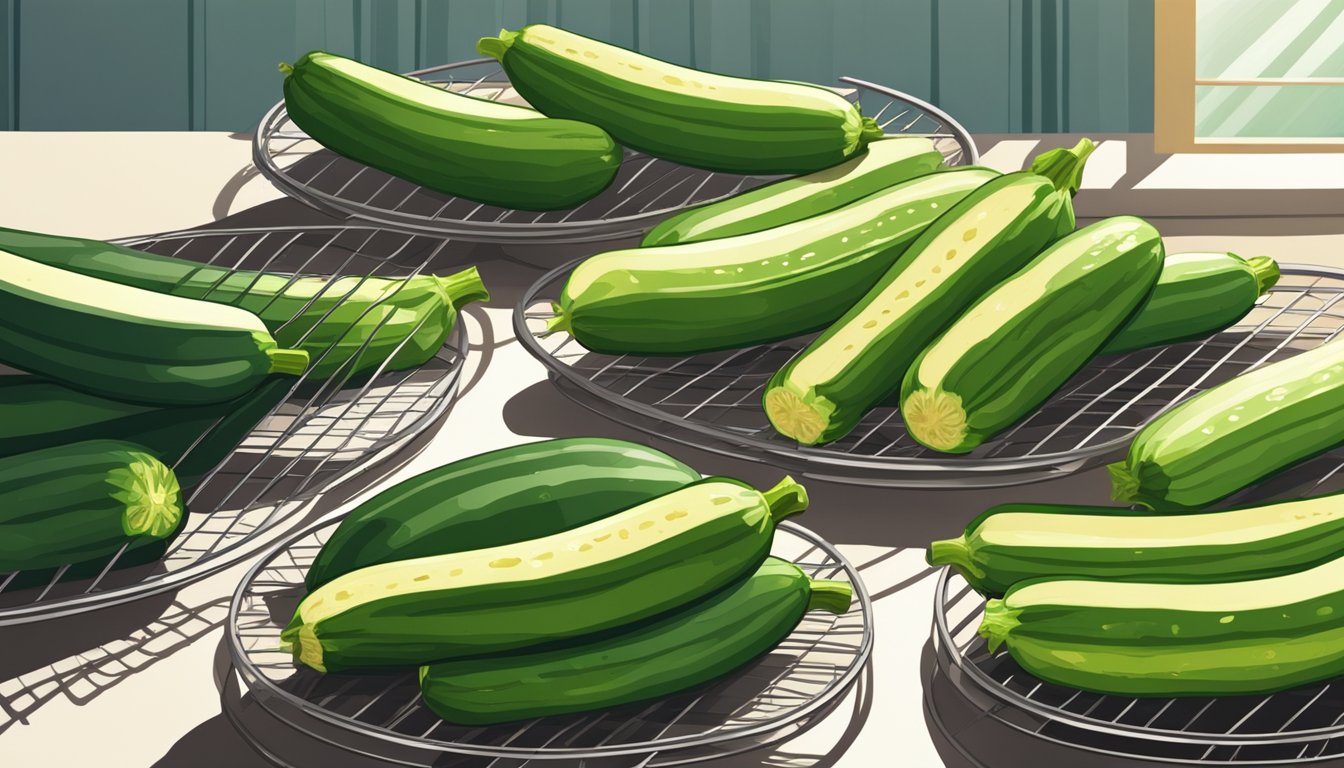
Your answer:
(516, 265), (1344, 488)
(0, 226), (470, 625)
(253, 59), (978, 244)
(226, 519), (872, 767)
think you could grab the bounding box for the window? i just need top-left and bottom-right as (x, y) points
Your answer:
(1156, 0), (1344, 151)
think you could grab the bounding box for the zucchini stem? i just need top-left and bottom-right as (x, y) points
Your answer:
(807, 580), (854, 614)
(859, 116), (885, 145)
(544, 303), (572, 335)
(1030, 137), (1096, 196)
(926, 537), (987, 580)
(437, 266), (491, 310)
(266, 347), (311, 377)
(278, 61), (295, 76)
(978, 598), (1021, 653)
(477, 29), (520, 61)
(1248, 255), (1281, 296)
(1107, 461), (1142, 506)
(763, 476), (809, 522)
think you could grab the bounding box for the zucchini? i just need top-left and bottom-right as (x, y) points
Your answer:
(282, 476), (808, 672)
(0, 377), (289, 489)
(305, 437), (701, 590)
(764, 139), (1095, 445)
(901, 216), (1164, 453)
(282, 51), (620, 210)
(548, 166), (1000, 355)
(1101, 252), (1279, 355)
(0, 440), (183, 573)
(0, 227), (488, 382)
(0, 249), (308, 405)
(478, 25), (885, 175)
(419, 557), (852, 725)
(979, 555), (1344, 696)
(930, 492), (1344, 597)
(640, 138), (945, 247)
(1109, 337), (1344, 510)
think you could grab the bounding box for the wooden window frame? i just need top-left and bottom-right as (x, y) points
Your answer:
(1155, 0), (1344, 152)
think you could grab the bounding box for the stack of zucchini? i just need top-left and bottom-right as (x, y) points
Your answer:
(0, 227), (487, 584)
(282, 438), (852, 725)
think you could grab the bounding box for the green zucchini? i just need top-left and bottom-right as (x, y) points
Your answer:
(1109, 336), (1344, 510)
(980, 554), (1344, 696)
(478, 25), (885, 175)
(640, 138), (945, 247)
(282, 476), (808, 672)
(901, 216), (1164, 454)
(418, 557), (851, 725)
(0, 249), (308, 406)
(548, 167), (999, 355)
(1101, 252), (1279, 355)
(0, 377), (289, 489)
(0, 440), (184, 573)
(0, 227), (488, 382)
(930, 492), (1344, 597)
(282, 51), (620, 211)
(305, 437), (701, 590)
(764, 139), (1095, 445)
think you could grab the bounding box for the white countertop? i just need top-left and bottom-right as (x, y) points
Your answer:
(3, 132), (1342, 768)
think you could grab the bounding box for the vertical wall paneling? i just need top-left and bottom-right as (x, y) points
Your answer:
(832, 0), (934, 103)
(693, 0), (752, 78)
(638, 0), (692, 68)
(763, 0), (834, 84)
(1126, 0), (1154, 133)
(937, 0), (1012, 132)
(1, 0), (13, 130)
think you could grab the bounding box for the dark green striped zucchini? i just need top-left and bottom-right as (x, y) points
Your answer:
(1101, 252), (1279, 355)
(901, 216), (1164, 453)
(0, 230), (486, 383)
(0, 440), (184, 573)
(549, 166), (999, 355)
(282, 51), (620, 210)
(419, 557), (851, 724)
(305, 437), (701, 590)
(1110, 337), (1344, 510)
(0, 377), (289, 489)
(930, 492), (1344, 597)
(479, 25), (884, 175)
(980, 555), (1344, 696)
(0, 249), (308, 406)
(640, 138), (944, 246)
(282, 476), (807, 672)
(764, 139), (1095, 445)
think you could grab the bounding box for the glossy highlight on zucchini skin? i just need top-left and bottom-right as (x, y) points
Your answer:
(282, 51), (621, 210)
(979, 554), (1344, 697)
(418, 558), (851, 725)
(479, 25), (884, 175)
(282, 476), (808, 672)
(930, 493), (1344, 597)
(549, 166), (999, 355)
(640, 138), (945, 247)
(901, 216), (1164, 454)
(304, 437), (701, 590)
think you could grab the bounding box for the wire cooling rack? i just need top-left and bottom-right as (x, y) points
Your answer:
(929, 562), (1344, 765)
(226, 519), (871, 767)
(253, 58), (978, 244)
(0, 226), (470, 625)
(517, 265), (1344, 488)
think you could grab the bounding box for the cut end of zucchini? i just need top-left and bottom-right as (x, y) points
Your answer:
(438, 266), (491, 309)
(763, 388), (830, 445)
(544, 302), (572, 336)
(1029, 137), (1096, 196)
(926, 537), (986, 580)
(902, 389), (969, 453)
(476, 28), (519, 61)
(978, 598), (1021, 653)
(1248, 255), (1281, 295)
(107, 452), (184, 539)
(762, 476), (809, 522)
(807, 580), (853, 614)
(293, 624), (327, 673)
(265, 347), (311, 376)
(1107, 461), (1143, 506)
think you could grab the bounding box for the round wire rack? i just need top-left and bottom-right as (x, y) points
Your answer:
(0, 226), (471, 625)
(253, 58), (978, 244)
(516, 265), (1344, 488)
(928, 552), (1344, 766)
(226, 518), (872, 767)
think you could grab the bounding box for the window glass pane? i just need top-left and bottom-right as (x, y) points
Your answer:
(1198, 0), (1344, 78)
(1196, 84), (1344, 137)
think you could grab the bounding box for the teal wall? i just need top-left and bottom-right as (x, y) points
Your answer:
(0, 0), (1154, 133)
